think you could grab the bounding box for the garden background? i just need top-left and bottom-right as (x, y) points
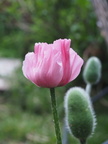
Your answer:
(0, 0), (108, 144)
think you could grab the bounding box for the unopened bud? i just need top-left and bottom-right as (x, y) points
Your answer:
(83, 57), (101, 84)
(64, 87), (96, 142)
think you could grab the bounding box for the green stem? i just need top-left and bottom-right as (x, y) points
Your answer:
(86, 83), (92, 95)
(80, 139), (87, 144)
(50, 88), (62, 144)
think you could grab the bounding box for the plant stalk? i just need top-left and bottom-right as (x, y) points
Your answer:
(86, 83), (92, 95)
(50, 88), (62, 144)
(80, 139), (87, 144)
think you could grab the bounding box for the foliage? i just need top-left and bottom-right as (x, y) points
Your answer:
(0, 0), (103, 58)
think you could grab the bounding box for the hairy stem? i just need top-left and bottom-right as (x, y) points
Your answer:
(50, 88), (62, 144)
(80, 139), (87, 144)
(86, 83), (92, 95)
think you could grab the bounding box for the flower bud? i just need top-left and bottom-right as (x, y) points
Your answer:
(64, 87), (96, 142)
(83, 57), (101, 84)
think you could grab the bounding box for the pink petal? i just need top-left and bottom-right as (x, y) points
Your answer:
(53, 39), (72, 86)
(69, 48), (84, 82)
(33, 46), (63, 88)
(22, 52), (37, 83)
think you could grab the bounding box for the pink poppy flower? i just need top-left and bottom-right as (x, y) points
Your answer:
(22, 39), (84, 88)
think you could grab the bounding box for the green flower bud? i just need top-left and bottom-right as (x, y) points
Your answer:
(64, 87), (96, 143)
(83, 57), (101, 84)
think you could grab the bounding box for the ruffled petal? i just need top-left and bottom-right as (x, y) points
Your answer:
(34, 46), (63, 87)
(69, 48), (84, 82)
(53, 39), (72, 86)
(22, 52), (37, 84)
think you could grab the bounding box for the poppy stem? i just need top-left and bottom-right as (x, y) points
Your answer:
(79, 139), (87, 144)
(50, 88), (62, 144)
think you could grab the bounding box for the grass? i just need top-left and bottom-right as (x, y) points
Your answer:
(0, 103), (55, 144)
(0, 93), (108, 144)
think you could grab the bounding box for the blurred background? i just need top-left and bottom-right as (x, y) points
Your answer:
(0, 0), (108, 144)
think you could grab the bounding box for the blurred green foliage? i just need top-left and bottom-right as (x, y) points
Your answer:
(0, 0), (103, 58)
(0, 0), (108, 144)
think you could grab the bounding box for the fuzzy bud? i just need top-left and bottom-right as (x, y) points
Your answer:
(64, 87), (96, 142)
(83, 56), (101, 84)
